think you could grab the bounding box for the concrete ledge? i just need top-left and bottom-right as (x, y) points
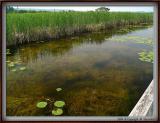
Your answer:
(129, 80), (153, 117)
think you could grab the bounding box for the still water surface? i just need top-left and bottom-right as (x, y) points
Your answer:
(6, 27), (153, 116)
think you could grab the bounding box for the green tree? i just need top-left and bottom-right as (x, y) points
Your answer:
(96, 7), (110, 12)
(6, 6), (14, 13)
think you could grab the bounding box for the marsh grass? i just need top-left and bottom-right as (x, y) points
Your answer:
(7, 11), (153, 46)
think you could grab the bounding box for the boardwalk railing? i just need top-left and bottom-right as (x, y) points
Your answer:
(129, 80), (153, 117)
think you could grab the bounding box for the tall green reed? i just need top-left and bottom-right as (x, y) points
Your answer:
(6, 11), (153, 46)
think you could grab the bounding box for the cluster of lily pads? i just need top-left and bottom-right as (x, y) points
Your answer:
(6, 49), (27, 72)
(36, 87), (65, 116)
(138, 51), (153, 63)
(108, 36), (153, 46)
(6, 49), (11, 55)
(108, 35), (154, 63)
(136, 39), (153, 46)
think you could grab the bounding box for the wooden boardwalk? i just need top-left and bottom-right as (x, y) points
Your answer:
(129, 80), (154, 117)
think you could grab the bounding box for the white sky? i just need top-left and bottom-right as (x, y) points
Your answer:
(13, 6), (154, 12)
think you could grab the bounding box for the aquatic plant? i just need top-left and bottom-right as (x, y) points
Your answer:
(11, 69), (17, 72)
(35, 99), (65, 115)
(8, 62), (15, 67)
(6, 60), (11, 63)
(109, 36), (153, 46)
(19, 67), (26, 71)
(14, 61), (21, 64)
(138, 51), (153, 63)
(108, 35), (153, 63)
(52, 108), (63, 116)
(136, 39), (153, 45)
(6, 12), (153, 46)
(36, 101), (47, 108)
(54, 101), (65, 108)
(6, 49), (11, 55)
(56, 88), (62, 92)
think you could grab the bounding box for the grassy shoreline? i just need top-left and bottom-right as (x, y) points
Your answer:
(6, 12), (153, 46)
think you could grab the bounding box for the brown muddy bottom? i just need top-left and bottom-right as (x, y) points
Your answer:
(6, 26), (153, 116)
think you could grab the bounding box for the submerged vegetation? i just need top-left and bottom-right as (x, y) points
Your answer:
(6, 11), (153, 46)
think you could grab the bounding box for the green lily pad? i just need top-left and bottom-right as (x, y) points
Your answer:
(11, 69), (17, 72)
(138, 51), (153, 63)
(8, 62), (15, 67)
(6, 60), (10, 63)
(6, 49), (11, 55)
(20, 67), (26, 71)
(14, 61), (21, 64)
(56, 88), (62, 92)
(52, 108), (63, 116)
(54, 101), (65, 108)
(36, 101), (47, 108)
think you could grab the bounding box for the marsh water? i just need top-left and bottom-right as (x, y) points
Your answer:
(6, 26), (153, 116)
